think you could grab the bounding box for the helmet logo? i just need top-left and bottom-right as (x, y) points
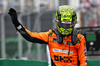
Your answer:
(61, 21), (71, 24)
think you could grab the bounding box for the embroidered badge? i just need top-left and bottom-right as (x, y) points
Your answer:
(53, 38), (57, 42)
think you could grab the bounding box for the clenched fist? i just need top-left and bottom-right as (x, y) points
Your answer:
(8, 8), (20, 27)
(8, 8), (18, 24)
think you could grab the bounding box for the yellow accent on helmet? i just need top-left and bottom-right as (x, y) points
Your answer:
(55, 5), (77, 22)
(55, 5), (77, 35)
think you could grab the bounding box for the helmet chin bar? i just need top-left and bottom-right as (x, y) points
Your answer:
(57, 25), (74, 35)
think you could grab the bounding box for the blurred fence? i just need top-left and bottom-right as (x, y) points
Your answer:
(0, 10), (56, 60)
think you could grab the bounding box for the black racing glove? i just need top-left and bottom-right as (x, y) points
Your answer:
(8, 8), (20, 27)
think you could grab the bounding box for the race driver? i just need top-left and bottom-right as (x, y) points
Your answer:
(8, 5), (87, 66)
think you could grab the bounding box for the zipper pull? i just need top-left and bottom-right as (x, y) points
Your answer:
(64, 36), (67, 39)
(63, 36), (67, 45)
(63, 39), (65, 45)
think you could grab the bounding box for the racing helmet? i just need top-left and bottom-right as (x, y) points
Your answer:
(55, 5), (77, 35)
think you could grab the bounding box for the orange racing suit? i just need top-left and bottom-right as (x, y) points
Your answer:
(16, 25), (87, 66)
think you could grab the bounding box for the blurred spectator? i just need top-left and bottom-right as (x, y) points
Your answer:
(97, 5), (100, 26)
(80, 0), (91, 13)
(88, 19), (98, 27)
(80, 0), (100, 27)
(9, 0), (19, 7)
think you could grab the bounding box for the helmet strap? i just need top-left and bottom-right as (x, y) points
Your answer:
(53, 29), (63, 44)
(71, 28), (79, 45)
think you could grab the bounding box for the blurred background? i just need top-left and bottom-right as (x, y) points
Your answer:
(0, 0), (100, 61)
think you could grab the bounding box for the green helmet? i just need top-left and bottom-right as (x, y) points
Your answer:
(55, 5), (77, 35)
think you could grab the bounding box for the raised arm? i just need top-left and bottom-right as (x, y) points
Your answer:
(8, 8), (49, 44)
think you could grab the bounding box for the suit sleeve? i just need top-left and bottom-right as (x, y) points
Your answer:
(78, 36), (87, 66)
(16, 24), (51, 44)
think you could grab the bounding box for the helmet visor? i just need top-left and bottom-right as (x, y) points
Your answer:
(56, 20), (77, 29)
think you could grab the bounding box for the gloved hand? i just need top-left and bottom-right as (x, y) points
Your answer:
(8, 8), (19, 26)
